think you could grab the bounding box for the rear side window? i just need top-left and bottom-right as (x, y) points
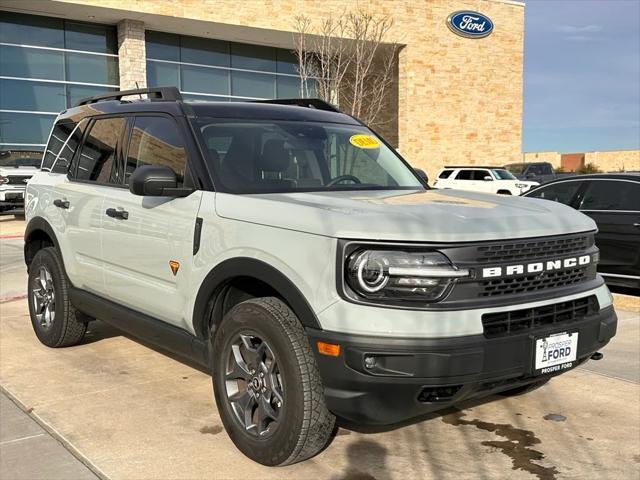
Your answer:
(455, 170), (474, 180)
(580, 180), (640, 211)
(541, 164), (553, 175)
(42, 121), (80, 173)
(438, 169), (453, 179)
(53, 119), (88, 174)
(74, 117), (126, 184)
(125, 116), (187, 186)
(527, 181), (582, 205)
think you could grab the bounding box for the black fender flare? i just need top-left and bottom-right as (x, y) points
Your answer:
(23, 216), (62, 268)
(192, 257), (322, 339)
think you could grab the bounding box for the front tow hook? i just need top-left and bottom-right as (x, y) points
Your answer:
(590, 352), (604, 361)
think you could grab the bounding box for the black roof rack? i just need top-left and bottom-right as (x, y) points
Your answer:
(251, 98), (340, 113)
(76, 86), (183, 107)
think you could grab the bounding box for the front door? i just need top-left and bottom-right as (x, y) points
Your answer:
(101, 115), (202, 329)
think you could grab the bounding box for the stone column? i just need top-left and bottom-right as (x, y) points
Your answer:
(117, 19), (146, 90)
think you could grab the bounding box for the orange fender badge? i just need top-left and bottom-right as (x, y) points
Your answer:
(169, 260), (180, 276)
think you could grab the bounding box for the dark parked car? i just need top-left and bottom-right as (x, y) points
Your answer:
(505, 161), (575, 184)
(524, 174), (640, 289)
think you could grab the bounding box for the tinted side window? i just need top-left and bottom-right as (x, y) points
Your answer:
(53, 119), (88, 174)
(125, 116), (187, 186)
(580, 180), (640, 211)
(528, 165), (543, 175)
(42, 121), (75, 172)
(438, 169), (453, 179)
(456, 170), (474, 180)
(527, 181), (582, 205)
(541, 164), (553, 175)
(75, 117), (125, 184)
(473, 170), (491, 180)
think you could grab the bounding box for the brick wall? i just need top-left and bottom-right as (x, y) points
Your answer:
(56, 0), (524, 182)
(584, 150), (640, 172)
(522, 151), (562, 169)
(117, 19), (146, 90)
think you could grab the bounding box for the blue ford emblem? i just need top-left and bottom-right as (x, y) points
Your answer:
(447, 11), (494, 39)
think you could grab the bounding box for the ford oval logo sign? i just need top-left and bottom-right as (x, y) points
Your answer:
(447, 11), (494, 39)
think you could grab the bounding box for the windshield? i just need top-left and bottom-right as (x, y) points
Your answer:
(492, 169), (517, 180)
(193, 119), (424, 193)
(504, 163), (525, 174)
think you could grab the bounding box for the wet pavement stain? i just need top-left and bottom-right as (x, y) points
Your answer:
(442, 410), (559, 480)
(199, 425), (223, 435)
(543, 413), (566, 422)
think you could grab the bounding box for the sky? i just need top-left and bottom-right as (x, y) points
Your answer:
(523, 0), (640, 153)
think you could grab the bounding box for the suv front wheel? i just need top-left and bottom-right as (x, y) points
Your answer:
(27, 247), (87, 347)
(212, 297), (335, 466)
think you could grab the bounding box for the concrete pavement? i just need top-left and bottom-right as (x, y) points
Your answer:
(1, 391), (98, 480)
(1, 297), (639, 480)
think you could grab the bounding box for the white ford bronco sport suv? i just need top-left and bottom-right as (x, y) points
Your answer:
(24, 87), (617, 466)
(434, 166), (539, 195)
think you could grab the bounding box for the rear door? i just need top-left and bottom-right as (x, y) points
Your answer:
(101, 114), (202, 329)
(54, 116), (127, 295)
(578, 179), (640, 279)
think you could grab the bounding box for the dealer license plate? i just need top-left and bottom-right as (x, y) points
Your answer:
(534, 331), (578, 375)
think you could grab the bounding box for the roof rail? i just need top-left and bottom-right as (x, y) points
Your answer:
(76, 86), (183, 107)
(251, 98), (340, 113)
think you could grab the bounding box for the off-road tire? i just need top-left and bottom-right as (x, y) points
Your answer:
(212, 297), (335, 466)
(500, 378), (550, 397)
(27, 247), (86, 347)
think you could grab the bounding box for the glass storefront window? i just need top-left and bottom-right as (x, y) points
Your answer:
(0, 79), (66, 112)
(0, 112), (56, 145)
(146, 31), (311, 102)
(0, 12), (119, 152)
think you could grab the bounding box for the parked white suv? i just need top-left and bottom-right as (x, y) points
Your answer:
(24, 88), (616, 466)
(434, 166), (539, 195)
(0, 150), (41, 216)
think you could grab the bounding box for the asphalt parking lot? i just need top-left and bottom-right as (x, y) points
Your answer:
(1, 217), (639, 480)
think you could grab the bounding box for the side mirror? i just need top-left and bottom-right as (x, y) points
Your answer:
(414, 168), (429, 186)
(129, 165), (192, 197)
(483, 175), (493, 181)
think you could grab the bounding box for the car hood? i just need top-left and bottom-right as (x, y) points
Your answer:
(215, 189), (596, 242)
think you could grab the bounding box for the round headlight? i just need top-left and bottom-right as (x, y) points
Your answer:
(345, 249), (469, 303)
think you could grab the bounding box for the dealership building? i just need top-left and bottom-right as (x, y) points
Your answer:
(0, 0), (525, 179)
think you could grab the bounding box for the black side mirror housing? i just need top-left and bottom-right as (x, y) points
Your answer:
(414, 168), (429, 186)
(129, 165), (192, 197)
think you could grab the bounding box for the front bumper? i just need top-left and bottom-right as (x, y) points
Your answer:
(308, 305), (617, 425)
(0, 188), (25, 206)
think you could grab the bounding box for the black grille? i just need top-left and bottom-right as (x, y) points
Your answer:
(482, 295), (598, 338)
(476, 235), (590, 263)
(481, 266), (589, 297)
(6, 175), (30, 185)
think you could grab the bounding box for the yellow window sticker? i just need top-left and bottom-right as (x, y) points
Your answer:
(349, 134), (381, 149)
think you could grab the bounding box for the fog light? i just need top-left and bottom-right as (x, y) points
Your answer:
(364, 355), (376, 369)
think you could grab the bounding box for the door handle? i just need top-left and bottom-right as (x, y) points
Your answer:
(53, 199), (69, 209)
(105, 207), (129, 220)
(633, 223), (640, 229)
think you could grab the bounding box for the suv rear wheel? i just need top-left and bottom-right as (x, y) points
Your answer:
(27, 247), (87, 347)
(212, 297), (335, 466)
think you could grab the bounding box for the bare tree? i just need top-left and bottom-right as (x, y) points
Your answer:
(292, 11), (399, 129)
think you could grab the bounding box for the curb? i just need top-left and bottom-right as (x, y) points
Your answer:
(0, 385), (109, 480)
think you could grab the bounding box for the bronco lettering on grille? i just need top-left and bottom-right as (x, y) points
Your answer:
(482, 255), (591, 279)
